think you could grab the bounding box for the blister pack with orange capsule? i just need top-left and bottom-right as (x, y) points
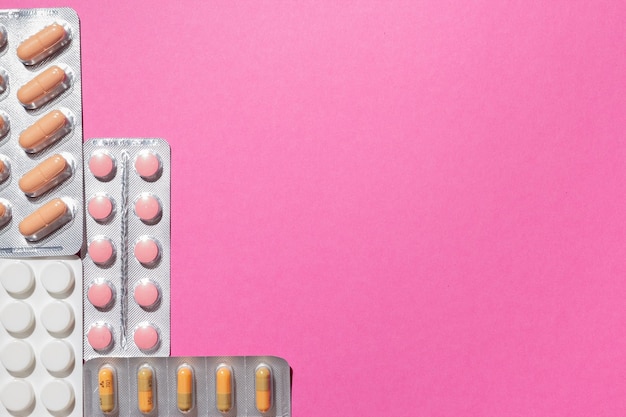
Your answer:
(0, 8), (82, 256)
(83, 138), (170, 359)
(84, 356), (291, 417)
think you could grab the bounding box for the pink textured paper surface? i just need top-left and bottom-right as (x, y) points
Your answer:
(8, 1), (626, 415)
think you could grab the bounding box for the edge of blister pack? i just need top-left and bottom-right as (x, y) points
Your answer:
(83, 356), (292, 417)
(0, 7), (83, 257)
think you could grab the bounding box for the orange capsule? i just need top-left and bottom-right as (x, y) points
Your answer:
(255, 365), (272, 412)
(98, 365), (116, 413)
(19, 109), (72, 154)
(0, 202), (6, 218)
(17, 65), (70, 109)
(216, 365), (233, 413)
(177, 365), (194, 412)
(19, 154), (71, 197)
(137, 365), (155, 414)
(0, 160), (5, 178)
(19, 198), (69, 240)
(17, 23), (70, 65)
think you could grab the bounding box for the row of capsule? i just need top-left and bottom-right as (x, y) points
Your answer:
(98, 363), (273, 414)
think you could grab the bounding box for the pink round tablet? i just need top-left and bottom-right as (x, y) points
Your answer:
(87, 281), (114, 309)
(87, 194), (113, 222)
(134, 280), (160, 309)
(134, 237), (160, 266)
(134, 193), (161, 223)
(87, 323), (113, 351)
(88, 237), (115, 266)
(89, 151), (115, 180)
(133, 324), (159, 351)
(134, 151), (161, 180)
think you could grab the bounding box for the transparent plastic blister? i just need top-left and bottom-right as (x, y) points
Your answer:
(83, 138), (170, 359)
(0, 257), (83, 417)
(0, 8), (83, 256)
(84, 356), (292, 417)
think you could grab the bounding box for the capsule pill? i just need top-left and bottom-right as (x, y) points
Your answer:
(19, 198), (69, 240)
(98, 365), (115, 413)
(0, 159), (8, 183)
(17, 23), (69, 65)
(216, 365), (233, 413)
(17, 65), (69, 109)
(177, 364), (193, 412)
(19, 154), (71, 197)
(137, 365), (155, 414)
(255, 365), (272, 412)
(19, 110), (71, 154)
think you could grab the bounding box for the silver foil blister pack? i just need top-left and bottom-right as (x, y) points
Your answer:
(0, 257), (83, 417)
(83, 138), (170, 359)
(84, 356), (292, 417)
(0, 8), (83, 256)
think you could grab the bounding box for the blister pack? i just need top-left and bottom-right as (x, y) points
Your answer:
(0, 257), (82, 417)
(84, 356), (291, 417)
(83, 138), (170, 359)
(0, 8), (83, 256)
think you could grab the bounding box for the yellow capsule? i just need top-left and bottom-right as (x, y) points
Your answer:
(137, 365), (154, 414)
(215, 365), (233, 413)
(177, 364), (193, 412)
(98, 365), (115, 413)
(255, 365), (272, 412)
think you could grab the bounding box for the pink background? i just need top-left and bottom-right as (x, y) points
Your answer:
(6, 1), (626, 415)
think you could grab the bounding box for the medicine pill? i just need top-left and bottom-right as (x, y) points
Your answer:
(88, 193), (114, 222)
(88, 150), (116, 181)
(0, 261), (35, 298)
(137, 365), (155, 414)
(87, 323), (113, 352)
(134, 236), (161, 266)
(19, 109), (72, 154)
(40, 260), (74, 297)
(17, 23), (70, 65)
(19, 197), (70, 241)
(88, 236), (115, 266)
(134, 150), (161, 180)
(134, 193), (161, 223)
(177, 364), (193, 412)
(41, 339), (75, 376)
(41, 300), (75, 337)
(255, 365), (272, 412)
(98, 365), (116, 413)
(216, 365), (233, 413)
(19, 153), (72, 197)
(133, 323), (160, 352)
(134, 279), (160, 309)
(0, 340), (35, 376)
(0, 379), (35, 415)
(0, 25), (6, 48)
(41, 379), (75, 415)
(88, 280), (115, 310)
(17, 65), (70, 109)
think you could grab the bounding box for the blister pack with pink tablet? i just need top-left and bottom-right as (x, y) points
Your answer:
(83, 138), (170, 359)
(0, 8), (83, 256)
(0, 257), (82, 417)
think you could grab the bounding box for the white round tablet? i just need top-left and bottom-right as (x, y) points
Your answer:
(0, 301), (35, 335)
(41, 301), (74, 336)
(40, 261), (74, 297)
(0, 261), (35, 298)
(0, 379), (35, 414)
(41, 340), (74, 376)
(0, 340), (35, 375)
(41, 379), (75, 415)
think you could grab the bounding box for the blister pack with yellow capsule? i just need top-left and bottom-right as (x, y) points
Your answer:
(84, 356), (291, 417)
(0, 8), (83, 256)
